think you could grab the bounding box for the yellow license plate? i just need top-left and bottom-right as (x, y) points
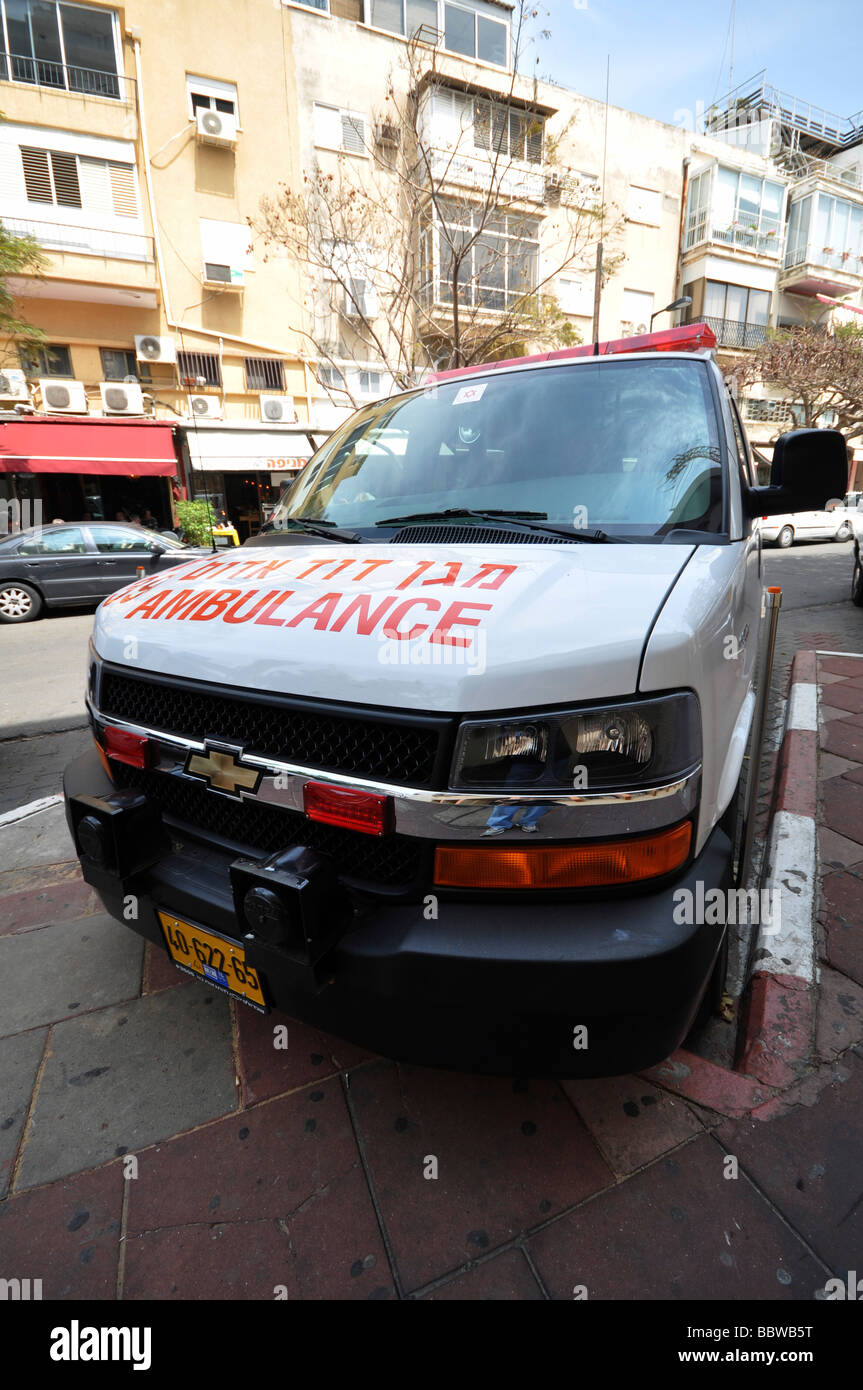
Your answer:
(158, 912), (267, 1012)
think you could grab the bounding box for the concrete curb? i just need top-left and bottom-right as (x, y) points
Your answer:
(0, 715), (89, 742)
(738, 649), (818, 1088)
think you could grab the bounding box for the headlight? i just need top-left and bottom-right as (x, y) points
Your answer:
(451, 693), (700, 791)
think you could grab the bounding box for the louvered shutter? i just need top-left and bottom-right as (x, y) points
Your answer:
(78, 157), (113, 213)
(108, 162), (138, 217)
(20, 147), (53, 203)
(49, 151), (82, 207)
(341, 115), (365, 153)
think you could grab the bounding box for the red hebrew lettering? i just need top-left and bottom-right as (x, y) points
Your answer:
(396, 561), (434, 589)
(463, 563), (518, 590)
(421, 562), (463, 587)
(351, 559), (391, 582)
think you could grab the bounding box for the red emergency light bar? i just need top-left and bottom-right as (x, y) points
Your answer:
(429, 321), (717, 384)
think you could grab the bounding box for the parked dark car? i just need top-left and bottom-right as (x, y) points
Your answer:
(0, 522), (211, 624)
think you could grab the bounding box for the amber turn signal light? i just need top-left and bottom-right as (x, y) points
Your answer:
(433, 821), (693, 890)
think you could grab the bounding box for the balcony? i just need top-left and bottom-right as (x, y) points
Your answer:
(426, 147), (545, 205)
(699, 316), (769, 350)
(3, 217), (153, 263)
(0, 51), (132, 101)
(684, 215), (783, 259)
(779, 240), (863, 296)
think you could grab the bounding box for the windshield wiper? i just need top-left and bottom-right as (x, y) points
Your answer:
(375, 508), (619, 543)
(277, 516), (363, 544)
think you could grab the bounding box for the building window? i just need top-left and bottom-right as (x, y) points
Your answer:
(786, 192), (863, 272)
(0, 1), (121, 98)
(319, 364), (348, 391)
(313, 103), (367, 154)
(244, 357), (286, 391)
(290, 0), (329, 9)
(701, 281), (770, 348)
(369, 0), (437, 38)
(684, 165), (784, 253)
(359, 370), (382, 394)
(472, 98), (543, 164)
(18, 145), (138, 217)
(100, 348), (149, 382)
(621, 288), (655, 334)
(177, 351), (221, 387)
(429, 201), (539, 310)
(443, 1), (507, 65)
(186, 74), (238, 120)
(19, 343), (73, 377)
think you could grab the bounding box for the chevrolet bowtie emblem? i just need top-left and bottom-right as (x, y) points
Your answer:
(185, 744), (263, 800)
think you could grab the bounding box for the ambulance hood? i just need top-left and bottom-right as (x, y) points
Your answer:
(93, 541), (695, 713)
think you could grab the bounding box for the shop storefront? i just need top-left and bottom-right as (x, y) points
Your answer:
(0, 415), (181, 531)
(182, 422), (331, 540)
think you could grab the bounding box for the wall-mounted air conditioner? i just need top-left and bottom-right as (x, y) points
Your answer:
(196, 108), (238, 148)
(100, 382), (145, 415)
(375, 122), (399, 148)
(188, 394), (222, 419)
(260, 394), (296, 423)
(0, 368), (30, 402)
(40, 379), (87, 413)
(135, 334), (177, 365)
(203, 262), (245, 291)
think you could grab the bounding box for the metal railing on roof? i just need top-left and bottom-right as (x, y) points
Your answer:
(706, 73), (863, 150)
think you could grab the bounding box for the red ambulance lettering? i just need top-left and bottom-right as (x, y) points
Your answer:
(383, 598), (441, 640)
(463, 563), (517, 590)
(351, 559), (391, 582)
(285, 592), (342, 630)
(319, 558), (355, 581)
(295, 558), (333, 581)
(123, 589), (171, 620)
(396, 561), (434, 589)
(421, 562), (462, 587)
(223, 589), (276, 624)
(174, 559), (229, 582)
(429, 600), (492, 647)
(160, 589), (217, 620)
(189, 589), (245, 621)
(253, 592), (295, 626)
(329, 594), (397, 635)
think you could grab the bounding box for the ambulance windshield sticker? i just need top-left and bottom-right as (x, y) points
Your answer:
(452, 382), (487, 405)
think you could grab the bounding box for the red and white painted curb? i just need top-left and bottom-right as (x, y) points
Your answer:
(738, 650), (818, 1088)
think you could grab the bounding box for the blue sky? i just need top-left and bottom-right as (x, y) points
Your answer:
(527, 1), (863, 131)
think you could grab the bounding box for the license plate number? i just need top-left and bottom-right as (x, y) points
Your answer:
(158, 912), (267, 1012)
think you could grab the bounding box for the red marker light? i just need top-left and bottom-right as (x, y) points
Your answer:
(430, 322), (717, 383)
(103, 725), (150, 769)
(304, 781), (392, 836)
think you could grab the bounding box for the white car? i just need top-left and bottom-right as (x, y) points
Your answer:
(759, 506), (853, 548)
(63, 332), (848, 1078)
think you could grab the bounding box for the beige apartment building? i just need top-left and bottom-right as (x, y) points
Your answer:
(3, 3), (860, 529)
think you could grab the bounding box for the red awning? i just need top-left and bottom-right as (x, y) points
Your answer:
(0, 416), (179, 475)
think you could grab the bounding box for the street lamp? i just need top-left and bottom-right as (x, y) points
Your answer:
(650, 296), (692, 330)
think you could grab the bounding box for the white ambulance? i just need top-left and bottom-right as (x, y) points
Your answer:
(64, 324), (846, 1076)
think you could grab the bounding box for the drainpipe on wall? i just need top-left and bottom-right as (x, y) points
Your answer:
(676, 156), (691, 302)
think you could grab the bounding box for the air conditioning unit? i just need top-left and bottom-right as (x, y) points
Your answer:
(375, 122), (399, 148)
(343, 279), (378, 319)
(203, 262), (245, 291)
(0, 368), (30, 402)
(196, 108), (238, 147)
(100, 381), (145, 415)
(188, 394), (222, 419)
(260, 394), (296, 423)
(544, 172), (563, 205)
(40, 379), (87, 413)
(135, 334), (176, 365)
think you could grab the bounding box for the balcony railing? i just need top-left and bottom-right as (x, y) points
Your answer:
(2, 217), (153, 263)
(0, 51), (131, 101)
(684, 215), (782, 257)
(700, 316), (769, 349)
(783, 241), (863, 274)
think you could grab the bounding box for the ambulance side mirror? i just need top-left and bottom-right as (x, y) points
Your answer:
(743, 428), (849, 517)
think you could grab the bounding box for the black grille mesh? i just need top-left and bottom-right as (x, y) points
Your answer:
(111, 764), (424, 888)
(100, 671), (441, 786)
(390, 525), (570, 545)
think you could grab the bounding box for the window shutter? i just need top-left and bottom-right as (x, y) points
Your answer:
(20, 147), (53, 203)
(313, 103), (342, 149)
(49, 152), (82, 208)
(341, 115), (365, 154)
(525, 119), (543, 165)
(108, 162), (138, 217)
(78, 157), (113, 213)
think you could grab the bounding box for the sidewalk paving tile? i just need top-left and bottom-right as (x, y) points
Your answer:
(815, 968), (863, 1060)
(0, 1027), (46, 1198)
(15, 984), (237, 1190)
(0, 876), (96, 938)
(561, 1075), (704, 1177)
(820, 868), (863, 987)
(718, 1051), (863, 1275)
(348, 1061), (614, 1293)
(142, 941), (184, 995)
(234, 1002), (375, 1106)
(821, 776), (863, 846)
(0, 913), (144, 1037)
(819, 826), (863, 870)
(123, 1083), (394, 1300)
(528, 1134), (826, 1300)
(420, 1248), (543, 1300)
(815, 682), (863, 714)
(821, 716), (863, 760)
(0, 804), (75, 870)
(0, 1162), (124, 1299)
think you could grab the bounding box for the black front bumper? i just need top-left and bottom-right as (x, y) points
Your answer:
(64, 747), (733, 1078)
